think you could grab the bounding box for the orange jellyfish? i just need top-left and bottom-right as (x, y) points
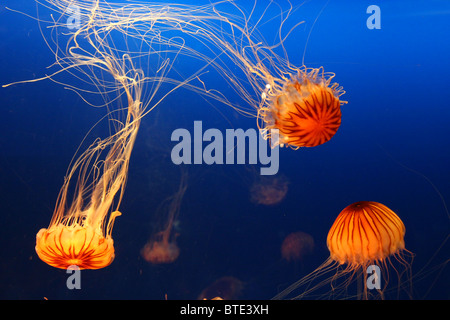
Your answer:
(281, 231), (314, 262)
(274, 201), (413, 300)
(327, 201), (406, 267)
(34, 87), (142, 269)
(259, 67), (345, 149)
(250, 174), (289, 206)
(141, 169), (188, 264)
(129, 3), (347, 149)
(27, 1), (191, 270)
(41, 2), (346, 150)
(34, 67), (144, 269)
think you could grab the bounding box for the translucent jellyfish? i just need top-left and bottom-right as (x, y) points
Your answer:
(250, 174), (289, 206)
(281, 231), (314, 262)
(274, 201), (413, 300)
(141, 169), (188, 264)
(140, 236), (180, 265)
(198, 276), (244, 300)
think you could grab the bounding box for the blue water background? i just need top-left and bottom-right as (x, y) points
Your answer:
(0, 0), (449, 299)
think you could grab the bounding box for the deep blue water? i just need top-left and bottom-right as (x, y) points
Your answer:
(0, 0), (449, 300)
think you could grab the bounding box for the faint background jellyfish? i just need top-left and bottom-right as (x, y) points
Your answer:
(198, 276), (244, 300)
(274, 201), (413, 300)
(281, 231), (314, 263)
(250, 174), (289, 206)
(141, 168), (188, 265)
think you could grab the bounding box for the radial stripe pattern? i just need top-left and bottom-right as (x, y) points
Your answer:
(327, 201), (405, 266)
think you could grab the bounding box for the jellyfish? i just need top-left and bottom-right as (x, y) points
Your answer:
(36, 2), (345, 150)
(140, 237), (180, 265)
(215, 16), (347, 149)
(15, 1), (205, 269)
(260, 68), (344, 148)
(198, 276), (244, 300)
(274, 201), (413, 300)
(34, 57), (146, 269)
(281, 231), (314, 262)
(141, 169), (188, 264)
(250, 174), (289, 206)
(12, 1), (342, 269)
(117, 1), (347, 149)
(327, 201), (407, 267)
(39, 2), (344, 150)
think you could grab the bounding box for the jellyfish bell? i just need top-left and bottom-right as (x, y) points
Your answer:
(198, 276), (244, 300)
(260, 67), (346, 149)
(327, 201), (406, 266)
(35, 225), (115, 270)
(140, 232), (180, 265)
(274, 201), (413, 300)
(250, 174), (289, 206)
(36, 211), (121, 269)
(281, 231), (314, 262)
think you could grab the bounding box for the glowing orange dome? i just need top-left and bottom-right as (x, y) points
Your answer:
(267, 68), (344, 148)
(327, 201), (405, 266)
(35, 223), (116, 270)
